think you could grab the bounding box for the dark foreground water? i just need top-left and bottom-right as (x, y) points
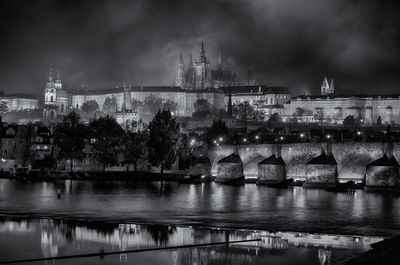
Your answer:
(1, 179), (400, 236)
(0, 218), (384, 265)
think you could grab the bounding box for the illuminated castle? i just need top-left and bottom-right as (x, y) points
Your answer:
(175, 41), (256, 90)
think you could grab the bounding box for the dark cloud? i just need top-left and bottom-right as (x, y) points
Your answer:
(0, 0), (399, 98)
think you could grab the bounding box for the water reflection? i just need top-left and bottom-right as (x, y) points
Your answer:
(0, 218), (384, 265)
(1, 179), (400, 237)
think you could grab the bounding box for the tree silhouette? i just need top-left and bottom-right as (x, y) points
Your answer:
(88, 116), (125, 171)
(162, 100), (177, 114)
(123, 130), (148, 172)
(193, 99), (213, 117)
(81, 100), (99, 114)
(144, 94), (163, 116)
(147, 110), (179, 175)
(267, 113), (282, 128)
(0, 101), (9, 114)
(377, 115), (383, 125)
(205, 120), (229, 145)
(54, 112), (87, 172)
(103, 96), (118, 113)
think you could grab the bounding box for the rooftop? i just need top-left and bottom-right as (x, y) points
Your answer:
(307, 151), (337, 165)
(258, 154), (286, 165)
(367, 154), (399, 167)
(217, 153), (242, 164)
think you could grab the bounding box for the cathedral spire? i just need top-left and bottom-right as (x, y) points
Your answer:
(48, 68), (53, 82)
(218, 49), (222, 66)
(56, 70), (60, 80)
(188, 52), (193, 66)
(199, 40), (206, 63)
(179, 50), (184, 64)
(175, 51), (185, 88)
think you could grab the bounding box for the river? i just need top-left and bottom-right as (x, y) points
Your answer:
(1, 179), (399, 236)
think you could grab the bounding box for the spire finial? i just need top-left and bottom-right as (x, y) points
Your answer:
(179, 51), (183, 64)
(57, 70), (60, 80)
(218, 49), (222, 66)
(48, 68), (53, 82)
(200, 40), (205, 58)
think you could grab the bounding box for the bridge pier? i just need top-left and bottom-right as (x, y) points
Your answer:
(257, 145), (286, 185)
(216, 151), (244, 184)
(304, 143), (338, 189)
(365, 142), (400, 192)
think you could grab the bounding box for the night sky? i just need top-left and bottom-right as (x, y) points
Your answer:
(0, 0), (399, 98)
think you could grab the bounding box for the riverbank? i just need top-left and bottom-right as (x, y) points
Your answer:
(1, 170), (187, 182)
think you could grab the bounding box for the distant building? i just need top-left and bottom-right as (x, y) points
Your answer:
(175, 41), (256, 90)
(321, 77), (334, 95)
(0, 94), (38, 111)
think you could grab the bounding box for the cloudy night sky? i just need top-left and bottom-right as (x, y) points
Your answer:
(0, 0), (399, 98)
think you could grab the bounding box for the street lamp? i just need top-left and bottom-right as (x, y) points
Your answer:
(218, 137), (223, 142)
(255, 135), (259, 140)
(300, 133), (305, 138)
(243, 138), (247, 143)
(213, 140), (217, 144)
(357, 131), (362, 136)
(326, 134), (331, 140)
(280, 136), (284, 141)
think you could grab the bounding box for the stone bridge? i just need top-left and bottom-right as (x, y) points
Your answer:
(208, 142), (400, 182)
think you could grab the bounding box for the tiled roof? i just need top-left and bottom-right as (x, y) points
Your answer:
(217, 153), (242, 164)
(367, 154), (400, 167)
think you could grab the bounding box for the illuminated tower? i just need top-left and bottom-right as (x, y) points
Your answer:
(193, 41), (210, 90)
(175, 51), (185, 88)
(44, 69), (56, 106)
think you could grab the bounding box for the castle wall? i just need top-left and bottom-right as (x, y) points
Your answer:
(0, 98), (39, 111)
(71, 90), (223, 117)
(283, 97), (400, 124)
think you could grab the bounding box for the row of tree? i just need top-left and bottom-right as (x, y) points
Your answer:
(77, 95), (178, 118)
(54, 110), (180, 173)
(192, 98), (265, 121)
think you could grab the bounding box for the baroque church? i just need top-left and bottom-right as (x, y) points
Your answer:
(176, 41), (256, 90)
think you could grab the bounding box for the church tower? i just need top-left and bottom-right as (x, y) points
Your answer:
(321, 77), (335, 95)
(321, 77), (330, 95)
(121, 83), (133, 112)
(193, 41), (210, 90)
(175, 51), (185, 88)
(44, 69), (57, 106)
(44, 69), (69, 119)
(329, 79), (335, 94)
